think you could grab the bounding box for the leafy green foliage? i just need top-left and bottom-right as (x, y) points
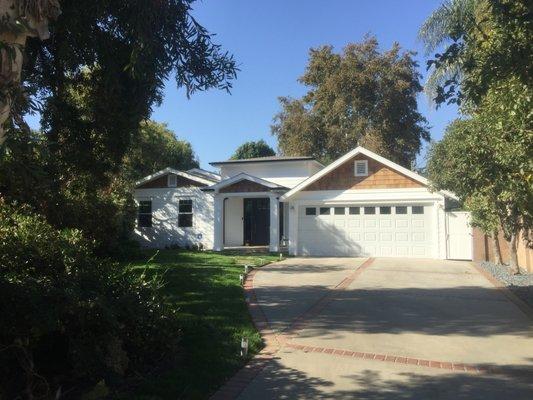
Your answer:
(123, 120), (199, 180)
(272, 37), (429, 166)
(420, 0), (532, 106)
(427, 77), (532, 271)
(0, 200), (180, 399)
(230, 139), (276, 159)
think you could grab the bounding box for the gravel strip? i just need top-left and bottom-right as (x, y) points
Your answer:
(479, 261), (533, 308)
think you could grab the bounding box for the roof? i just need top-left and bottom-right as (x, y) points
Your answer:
(186, 168), (221, 182)
(210, 155), (321, 166)
(280, 146), (458, 201)
(202, 173), (288, 192)
(135, 167), (218, 188)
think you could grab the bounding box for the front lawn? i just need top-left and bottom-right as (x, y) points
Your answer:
(123, 250), (280, 399)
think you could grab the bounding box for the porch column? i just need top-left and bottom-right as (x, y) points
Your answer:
(269, 195), (280, 252)
(213, 194), (224, 251)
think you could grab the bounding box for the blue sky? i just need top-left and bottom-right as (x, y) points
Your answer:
(30, 0), (458, 170)
(152, 0), (458, 169)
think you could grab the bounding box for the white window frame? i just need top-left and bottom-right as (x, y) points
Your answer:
(354, 160), (368, 177)
(167, 174), (178, 187)
(178, 198), (193, 227)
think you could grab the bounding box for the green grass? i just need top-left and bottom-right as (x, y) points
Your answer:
(124, 250), (280, 399)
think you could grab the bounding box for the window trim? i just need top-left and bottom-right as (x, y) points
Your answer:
(178, 198), (193, 227)
(354, 160), (368, 177)
(167, 174), (178, 187)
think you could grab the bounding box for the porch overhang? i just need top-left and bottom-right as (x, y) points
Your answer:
(202, 172), (288, 194)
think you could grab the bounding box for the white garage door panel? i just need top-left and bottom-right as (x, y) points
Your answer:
(298, 205), (433, 258)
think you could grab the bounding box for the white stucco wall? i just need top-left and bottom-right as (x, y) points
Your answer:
(133, 187), (214, 249)
(224, 197), (243, 246)
(218, 160), (323, 188)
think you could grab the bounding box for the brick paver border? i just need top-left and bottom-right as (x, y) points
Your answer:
(283, 342), (486, 374)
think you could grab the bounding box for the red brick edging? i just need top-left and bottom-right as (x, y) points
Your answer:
(284, 342), (486, 373)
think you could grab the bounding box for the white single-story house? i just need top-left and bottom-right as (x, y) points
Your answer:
(133, 146), (473, 260)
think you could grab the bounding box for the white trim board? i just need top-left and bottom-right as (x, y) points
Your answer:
(204, 172), (285, 192)
(135, 167), (216, 187)
(280, 146), (458, 201)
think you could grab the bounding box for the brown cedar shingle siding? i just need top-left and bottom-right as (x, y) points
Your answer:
(219, 180), (272, 193)
(137, 173), (207, 189)
(304, 154), (423, 191)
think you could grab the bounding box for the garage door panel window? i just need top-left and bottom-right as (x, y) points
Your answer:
(412, 206), (424, 214)
(349, 207), (360, 215)
(305, 207), (316, 216)
(334, 207), (345, 215)
(379, 206), (391, 215)
(395, 206), (407, 214)
(364, 206), (375, 215)
(178, 199), (193, 227)
(320, 207), (331, 215)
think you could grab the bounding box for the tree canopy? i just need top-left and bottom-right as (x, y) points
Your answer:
(124, 120), (198, 180)
(271, 37), (429, 167)
(230, 139), (275, 159)
(422, 0), (532, 272)
(419, 0), (532, 106)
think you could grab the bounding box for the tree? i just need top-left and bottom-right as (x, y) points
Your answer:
(230, 139), (275, 159)
(0, 0), (61, 146)
(419, 0), (532, 106)
(271, 37), (429, 167)
(123, 120), (198, 180)
(422, 0), (532, 273)
(427, 79), (532, 273)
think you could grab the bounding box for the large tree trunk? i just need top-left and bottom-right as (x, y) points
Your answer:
(0, 0), (61, 146)
(509, 233), (521, 274)
(491, 232), (503, 265)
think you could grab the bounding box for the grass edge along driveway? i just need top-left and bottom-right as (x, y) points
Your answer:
(124, 250), (280, 399)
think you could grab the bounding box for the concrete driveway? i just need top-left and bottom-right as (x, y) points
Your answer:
(237, 257), (533, 399)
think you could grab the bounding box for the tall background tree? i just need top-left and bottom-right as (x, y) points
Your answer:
(271, 37), (430, 167)
(230, 139), (275, 159)
(123, 120), (199, 180)
(422, 0), (532, 273)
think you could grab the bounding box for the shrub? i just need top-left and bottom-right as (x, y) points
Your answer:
(0, 200), (180, 399)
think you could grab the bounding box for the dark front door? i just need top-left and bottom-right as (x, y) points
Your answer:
(243, 198), (270, 246)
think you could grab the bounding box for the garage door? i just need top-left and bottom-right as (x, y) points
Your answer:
(298, 205), (433, 257)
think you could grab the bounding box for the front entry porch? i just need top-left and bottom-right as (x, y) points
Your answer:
(205, 172), (289, 252)
(213, 193), (282, 252)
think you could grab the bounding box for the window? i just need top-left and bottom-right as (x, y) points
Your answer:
(138, 200), (152, 228)
(380, 206), (391, 215)
(319, 207), (331, 215)
(412, 206), (424, 214)
(178, 199), (193, 227)
(334, 207), (345, 215)
(395, 206), (407, 214)
(364, 206), (375, 215)
(354, 160), (368, 177)
(167, 174), (178, 187)
(349, 207), (360, 215)
(305, 207), (316, 216)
